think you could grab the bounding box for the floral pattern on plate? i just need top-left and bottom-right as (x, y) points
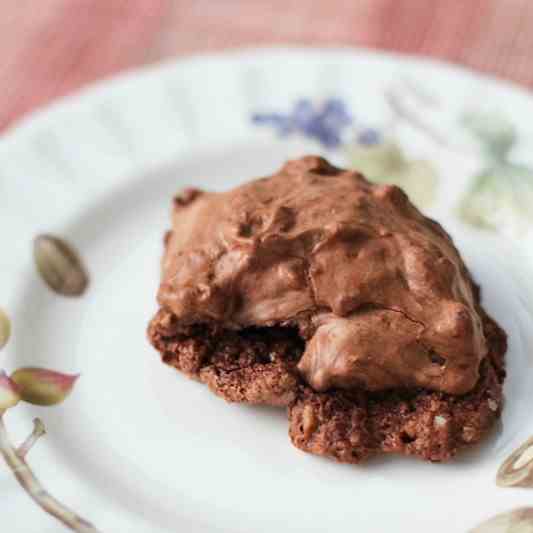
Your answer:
(459, 111), (533, 234)
(252, 96), (438, 208)
(251, 83), (533, 240)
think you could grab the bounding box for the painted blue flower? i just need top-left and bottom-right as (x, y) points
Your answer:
(252, 98), (353, 148)
(357, 128), (381, 146)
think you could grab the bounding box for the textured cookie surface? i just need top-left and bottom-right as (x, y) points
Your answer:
(288, 311), (506, 463)
(148, 304), (505, 463)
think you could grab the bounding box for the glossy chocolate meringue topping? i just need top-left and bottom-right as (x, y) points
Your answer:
(158, 156), (487, 394)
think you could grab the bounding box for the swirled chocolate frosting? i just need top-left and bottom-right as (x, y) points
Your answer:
(158, 156), (487, 395)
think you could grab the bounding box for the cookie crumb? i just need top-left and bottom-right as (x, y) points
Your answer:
(434, 415), (447, 428)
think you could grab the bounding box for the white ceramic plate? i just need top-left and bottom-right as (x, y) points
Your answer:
(1, 47), (533, 533)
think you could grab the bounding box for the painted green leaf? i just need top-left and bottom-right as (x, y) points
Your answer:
(0, 308), (10, 350)
(459, 163), (533, 232)
(461, 111), (517, 160)
(470, 507), (533, 532)
(345, 141), (437, 208)
(34, 235), (89, 297)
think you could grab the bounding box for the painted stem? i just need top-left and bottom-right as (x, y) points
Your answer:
(385, 88), (450, 147)
(385, 86), (471, 155)
(17, 418), (46, 458)
(0, 414), (100, 532)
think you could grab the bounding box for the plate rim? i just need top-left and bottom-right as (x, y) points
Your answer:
(2, 44), (533, 533)
(2, 44), (533, 148)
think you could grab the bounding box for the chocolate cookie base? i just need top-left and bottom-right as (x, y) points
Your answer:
(148, 307), (506, 463)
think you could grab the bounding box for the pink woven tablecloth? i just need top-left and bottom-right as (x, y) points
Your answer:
(2, 0), (533, 131)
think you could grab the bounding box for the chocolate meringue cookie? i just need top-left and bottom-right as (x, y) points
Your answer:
(157, 155), (486, 395)
(148, 155), (506, 463)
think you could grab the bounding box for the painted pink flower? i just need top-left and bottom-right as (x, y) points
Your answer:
(10, 368), (79, 406)
(0, 370), (21, 410)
